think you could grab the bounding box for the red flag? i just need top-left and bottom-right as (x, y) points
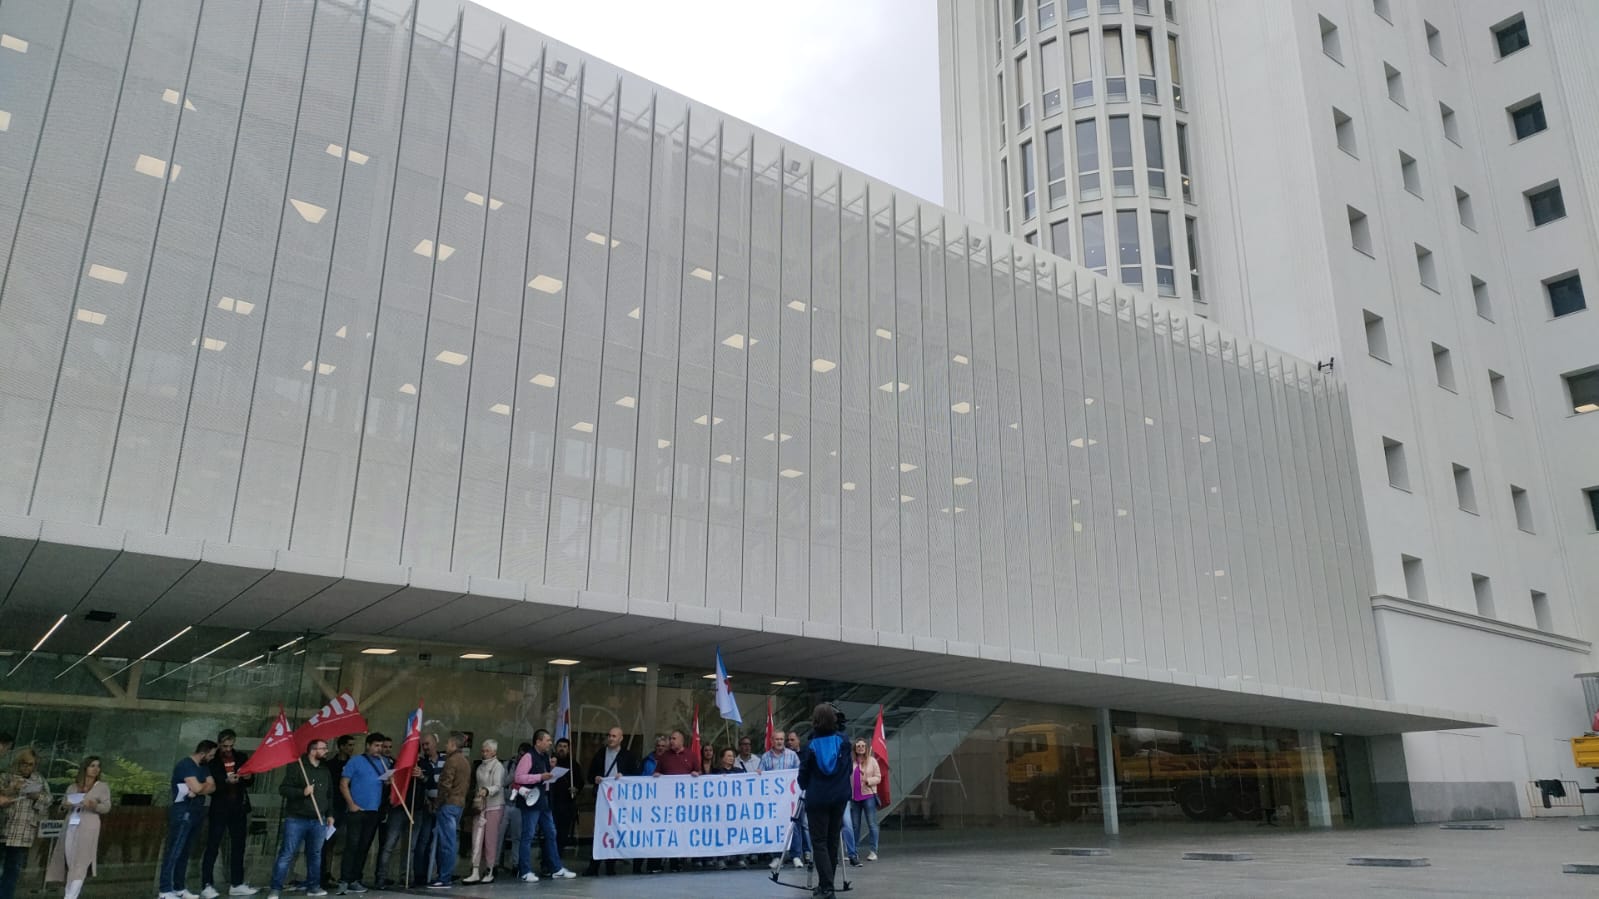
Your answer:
(295, 691), (369, 752)
(239, 707), (299, 776)
(765, 697), (776, 754)
(690, 704), (702, 769)
(389, 702), (424, 806)
(872, 706), (891, 806)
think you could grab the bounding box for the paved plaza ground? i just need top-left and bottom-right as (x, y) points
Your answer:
(350, 816), (1599, 898)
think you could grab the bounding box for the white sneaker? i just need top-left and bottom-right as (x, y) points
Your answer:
(769, 857), (782, 871)
(201, 888), (221, 899)
(520, 872), (538, 883)
(867, 851), (878, 861)
(230, 887), (260, 897)
(182, 892), (202, 899)
(160, 893), (180, 899)
(267, 893), (280, 899)
(791, 858), (804, 869)
(550, 868), (577, 879)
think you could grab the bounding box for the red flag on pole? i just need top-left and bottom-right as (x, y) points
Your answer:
(238, 707), (299, 776)
(389, 702), (424, 806)
(295, 691), (369, 752)
(872, 705), (891, 806)
(765, 696), (776, 753)
(690, 704), (702, 768)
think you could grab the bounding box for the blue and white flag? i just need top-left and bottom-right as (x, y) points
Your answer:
(714, 646), (741, 724)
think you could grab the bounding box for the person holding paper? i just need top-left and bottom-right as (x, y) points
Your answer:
(46, 755), (112, 899)
(0, 748), (53, 899)
(512, 729), (577, 882)
(427, 732), (470, 888)
(267, 738), (333, 899)
(201, 729), (257, 898)
(159, 740), (218, 899)
(549, 738), (582, 864)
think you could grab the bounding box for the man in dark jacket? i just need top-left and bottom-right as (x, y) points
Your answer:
(200, 729), (255, 898)
(549, 738), (583, 868)
(269, 739), (334, 898)
(798, 704), (851, 899)
(582, 728), (640, 877)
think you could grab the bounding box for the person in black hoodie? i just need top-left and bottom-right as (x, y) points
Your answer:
(797, 704), (850, 899)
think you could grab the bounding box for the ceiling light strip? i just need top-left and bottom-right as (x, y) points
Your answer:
(54, 619), (133, 680)
(101, 626), (194, 683)
(147, 630), (250, 684)
(5, 614), (67, 677)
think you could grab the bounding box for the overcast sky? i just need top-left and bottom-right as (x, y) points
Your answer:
(474, 0), (945, 204)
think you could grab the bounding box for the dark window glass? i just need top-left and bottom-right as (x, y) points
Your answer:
(1529, 184), (1565, 226)
(1547, 274), (1586, 318)
(1586, 487), (1599, 530)
(1567, 368), (1599, 414)
(1494, 17), (1529, 58)
(1511, 99), (1546, 139)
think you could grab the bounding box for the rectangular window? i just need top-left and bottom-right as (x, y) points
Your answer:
(1585, 486), (1599, 529)
(1385, 62), (1405, 106)
(1101, 0), (1120, 12)
(1176, 121), (1192, 202)
(995, 0), (1005, 58)
(1168, 35), (1184, 110)
(1117, 209), (1143, 286)
(1039, 0), (1057, 30)
(1383, 436), (1408, 488)
(1045, 127), (1069, 208)
(1333, 107), (1357, 155)
(1136, 29), (1157, 102)
(1489, 369), (1511, 416)
(1185, 216), (1201, 298)
(1439, 102), (1460, 144)
(1493, 13), (1529, 58)
(1531, 590), (1552, 632)
(997, 73), (1007, 145)
(1076, 118), (1101, 200)
(1082, 212), (1107, 273)
(1416, 244), (1437, 291)
(1545, 272), (1586, 318)
(1025, 230), (1039, 246)
(1016, 54), (1032, 130)
(1399, 151), (1421, 196)
(1401, 554), (1426, 601)
(1472, 275), (1492, 320)
(1103, 28), (1127, 102)
(1348, 206), (1372, 255)
(1068, 0), (1089, 21)
(1455, 187), (1475, 229)
(1133, 0), (1150, 13)
(1070, 30), (1094, 107)
(1143, 116), (1166, 197)
(1021, 138), (1038, 220)
(1373, 0), (1391, 22)
(1013, 0), (1027, 44)
(1425, 21), (1444, 62)
(1431, 342), (1455, 391)
(1511, 485), (1534, 532)
(1564, 367), (1599, 414)
(1320, 15), (1342, 62)
(1050, 218), (1071, 258)
(1151, 210), (1175, 295)
(1000, 156), (1012, 228)
(1166, 0), (1176, 22)
(1527, 181), (1566, 226)
(1472, 573), (1494, 619)
(1509, 95), (1546, 139)
(1364, 310), (1390, 361)
(1453, 463), (1477, 513)
(1109, 115), (1135, 196)
(1041, 39), (1064, 116)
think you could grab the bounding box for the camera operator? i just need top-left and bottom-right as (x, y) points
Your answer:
(797, 704), (851, 899)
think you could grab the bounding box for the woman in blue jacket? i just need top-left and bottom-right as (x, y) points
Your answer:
(797, 704), (851, 898)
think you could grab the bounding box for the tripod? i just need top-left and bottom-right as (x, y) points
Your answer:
(768, 802), (852, 894)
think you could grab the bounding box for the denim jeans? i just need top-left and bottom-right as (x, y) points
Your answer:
(841, 802), (857, 859)
(0, 845), (29, 899)
(785, 805), (811, 860)
(159, 800), (205, 894)
(411, 804), (436, 883)
(517, 804), (561, 876)
(432, 804), (462, 882)
(850, 795), (880, 853)
(270, 816), (326, 891)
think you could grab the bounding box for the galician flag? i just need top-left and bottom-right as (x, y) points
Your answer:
(555, 674), (572, 741)
(714, 646), (741, 724)
(238, 706), (298, 776)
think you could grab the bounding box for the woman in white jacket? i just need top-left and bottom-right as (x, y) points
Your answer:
(463, 740), (506, 884)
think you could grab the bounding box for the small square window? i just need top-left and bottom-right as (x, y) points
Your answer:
(1319, 15), (1342, 61)
(1509, 95), (1546, 140)
(1531, 590), (1552, 632)
(1511, 485), (1534, 533)
(1431, 342), (1455, 391)
(1333, 107), (1357, 155)
(1526, 181), (1566, 226)
(1372, 0), (1391, 22)
(1425, 21), (1445, 62)
(1383, 437), (1408, 489)
(1492, 14), (1529, 59)
(1415, 244), (1437, 291)
(1384, 62), (1405, 106)
(1401, 554), (1426, 601)
(1348, 206), (1372, 255)
(1399, 151), (1421, 195)
(1585, 485), (1599, 529)
(1365, 310), (1390, 361)
(1439, 102), (1460, 144)
(1471, 275), (1492, 320)
(1453, 463), (1477, 513)
(1564, 366), (1599, 414)
(1489, 369), (1511, 416)
(1455, 187), (1475, 229)
(1472, 573), (1494, 619)
(1545, 272), (1586, 318)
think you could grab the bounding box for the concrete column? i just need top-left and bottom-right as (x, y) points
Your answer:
(643, 663), (660, 743)
(1299, 729), (1334, 828)
(1097, 707), (1120, 836)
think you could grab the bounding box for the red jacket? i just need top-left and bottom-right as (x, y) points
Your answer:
(653, 747), (696, 776)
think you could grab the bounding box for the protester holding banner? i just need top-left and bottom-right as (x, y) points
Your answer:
(463, 739), (504, 885)
(200, 729), (256, 898)
(639, 735), (667, 776)
(0, 749), (53, 899)
(798, 705), (851, 899)
(767, 732), (808, 871)
(512, 729), (577, 882)
(267, 739), (333, 899)
(582, 728), (641, 878)
(46, 755), (111, 899)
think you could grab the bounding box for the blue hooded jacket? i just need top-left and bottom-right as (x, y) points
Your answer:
(798, 732), (851, 807)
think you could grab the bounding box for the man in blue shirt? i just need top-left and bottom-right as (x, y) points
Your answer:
(336, 734), (389, 895)
(159, 740), (217, 899)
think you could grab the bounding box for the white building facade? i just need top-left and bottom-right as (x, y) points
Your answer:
(940, 0), (1599, 822)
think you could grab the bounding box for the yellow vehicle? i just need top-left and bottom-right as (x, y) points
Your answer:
(1005, 723), (1335, 822)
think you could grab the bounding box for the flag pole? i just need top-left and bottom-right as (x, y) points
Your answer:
(297, 758), (323, 825)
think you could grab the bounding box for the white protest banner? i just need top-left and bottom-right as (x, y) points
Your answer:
(592, 771), (800, 859)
